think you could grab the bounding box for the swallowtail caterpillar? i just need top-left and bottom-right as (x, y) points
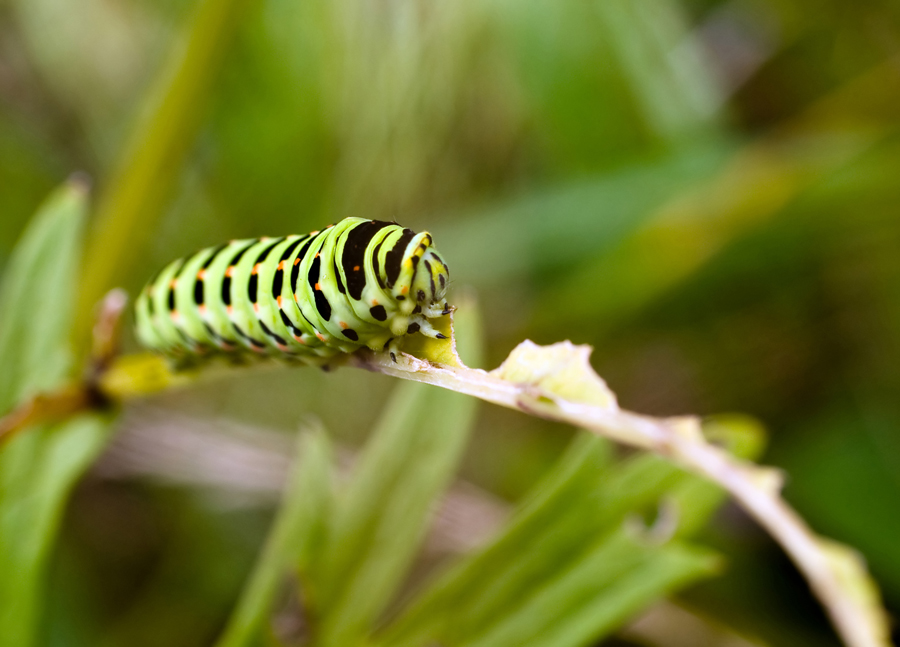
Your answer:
(134, 218), (451, 366)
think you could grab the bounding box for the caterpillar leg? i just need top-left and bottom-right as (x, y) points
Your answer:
(422, 301), (452, 318)
(407, 316), (447, 340)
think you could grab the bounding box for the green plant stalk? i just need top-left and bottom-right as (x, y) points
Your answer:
(216, 427), (334, 647)
(376, 434), (710, 647)
(462, 534), (721, 647)
(0, 180), (114, 647)
(73, 0), (256, 354)
(309, 302), (482, 647)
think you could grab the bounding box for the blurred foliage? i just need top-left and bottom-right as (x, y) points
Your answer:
(0, 182), (113, 647)
(2, 0), (900, 645)
(371, 418), (762, 647)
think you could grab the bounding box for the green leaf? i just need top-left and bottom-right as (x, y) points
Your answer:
(0, 180), (87, 409)
(376, 419), (761, 647)
(311, 304), (484, 647)
(463, 532), (720, 647)
(0, 180), (113, 647)
(216, 426), (334, 647)
(376, 435), (692, 647)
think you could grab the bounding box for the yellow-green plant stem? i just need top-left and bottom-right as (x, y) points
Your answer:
(74, 0), (256, 353)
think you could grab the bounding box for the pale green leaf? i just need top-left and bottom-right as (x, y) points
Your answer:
(376, 435), (696, 647)
(311, 303), (484, 647)
(0, 181), (113, 647)
(216, 427), (334, 647)
(464, 532), (720, 647)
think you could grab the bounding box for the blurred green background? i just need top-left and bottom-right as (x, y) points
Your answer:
(1, 0), (899, 645)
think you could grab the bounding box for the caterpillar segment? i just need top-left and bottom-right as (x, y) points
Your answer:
(134, 218), (452, 366)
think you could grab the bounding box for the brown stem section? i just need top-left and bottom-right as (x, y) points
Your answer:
(0, 386), (94, 446)
(0, 288), (129, 447)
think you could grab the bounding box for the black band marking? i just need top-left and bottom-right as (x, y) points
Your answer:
(333, 257), (345, 295)
(259, 319), (288, 347)
(385, 229), (415, 288)
(194, 244), (228, 305)
(272, 238), (304, 300)
(279, 309), (304, 339)
(248, 239), (284, 304)
(280, 237), (306, 262)
(222, 242), (256, 306)
(233, 323), (266, 351)
(342, 220), (392, 300)
(308, 253), (332, 320)
(291, 233), (320, 294)
(203, 321), (236, 350)
(372, 240), (386, 290)
(201, 243), (229, 269)
(424, 260), (435, 299)
(167, 259), (186, 312)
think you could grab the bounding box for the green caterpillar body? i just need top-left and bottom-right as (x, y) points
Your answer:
(134, 218), (451, 364)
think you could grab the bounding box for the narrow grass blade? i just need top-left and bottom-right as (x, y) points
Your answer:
(533, 133), (881, 336)
(0, 180), (113, 647)
(376, 415), (763, 647)
(216, 426), (334, 647)
(465, 532), (720, 647)
(311, 304), (484, 647)
(0, 180), (87, 409)
(377, 434), (697, 647)
(74, 0), (256, 346)
(595, 0), (724, 140)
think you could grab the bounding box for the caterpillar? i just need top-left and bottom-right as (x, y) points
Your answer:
(134, 218), (451, 365)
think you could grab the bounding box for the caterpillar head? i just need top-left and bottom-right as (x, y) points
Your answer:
(393, 231), (450, 315)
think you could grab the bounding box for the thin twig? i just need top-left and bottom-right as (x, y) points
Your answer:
(349, 345), (891, 647)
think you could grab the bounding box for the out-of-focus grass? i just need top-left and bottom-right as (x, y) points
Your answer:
(74, 0), (257, 350)
(216, 426), (333, 647)
(0, 182), (112, 647)
(372, 414), (765, 647)
(1, 0), (899, 645)
(309, 304), (483, 647)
